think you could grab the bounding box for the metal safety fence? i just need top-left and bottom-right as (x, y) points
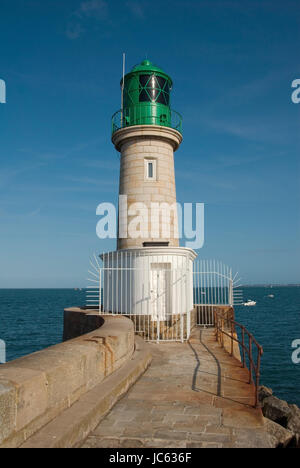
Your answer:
(193, 259), (243, 326)
(86, 252), (243, 341)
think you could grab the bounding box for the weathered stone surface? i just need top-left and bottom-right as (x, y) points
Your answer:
(0, 367), (48, 432)
(283, 433), (300, 449)
(63, 309), (104, 341)
(222, 407), (264, 429)
(287, 404), (300, 434)
(0, 314), (135, 448)
(259, 387), (300, 448)
(20, 337), (151, 448)
(262, 396), (292, 426)
(230, 428), (276, 449)
(0, 381), (17, 445)
(263, 418), (294, 448)
(258, 385), (273, 402)
(83, 328), (270, 449)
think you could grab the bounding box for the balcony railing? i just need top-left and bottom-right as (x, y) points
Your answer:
(111, 106), (183, 135)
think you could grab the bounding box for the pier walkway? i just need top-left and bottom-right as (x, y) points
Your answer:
(82, 328), (274, 448)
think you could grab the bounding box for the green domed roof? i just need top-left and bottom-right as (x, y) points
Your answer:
(125, 59), (173, 86)
(131, 59), (165, 74)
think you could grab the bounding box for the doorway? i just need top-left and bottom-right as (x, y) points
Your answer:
(150, 263), (171, 321)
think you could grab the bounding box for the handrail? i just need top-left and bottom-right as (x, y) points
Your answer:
(213, 308), (263, 408)
(111, 106), (183, 135)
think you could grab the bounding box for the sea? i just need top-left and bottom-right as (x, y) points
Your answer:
(0, 286), (299, 407)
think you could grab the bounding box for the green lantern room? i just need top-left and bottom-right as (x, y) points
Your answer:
(112, 59), (182, 134)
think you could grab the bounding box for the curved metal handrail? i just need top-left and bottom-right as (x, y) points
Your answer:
(214, 308), (263, 408)
(111, 106), (183, 135)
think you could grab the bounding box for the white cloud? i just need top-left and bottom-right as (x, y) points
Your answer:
(66, 0), (108, 40)
(78, 0), (108, 19)
(66, 22), (85, 40)
(126, 1), (145, 19)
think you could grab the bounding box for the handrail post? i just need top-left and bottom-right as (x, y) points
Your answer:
(242, 327), (246, 368)
(231, 321), (234, 356)
(99, 269), (102, 315)
(222, 318), (224, 348)
(214, 311), (218, 342)
(249, 336), (253, 384)
(255, 351), (262, 408)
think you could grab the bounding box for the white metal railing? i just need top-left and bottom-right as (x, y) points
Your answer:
(193, 260), (233, 306)
(87, 251), (193, 342)
(86, 253), (243, 340)
(193, 259), (243, 326)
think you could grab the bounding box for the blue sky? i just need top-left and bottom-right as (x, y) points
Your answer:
(0, 0), (299, 287)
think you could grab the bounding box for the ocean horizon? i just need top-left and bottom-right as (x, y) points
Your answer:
(0, 286), (299, 407)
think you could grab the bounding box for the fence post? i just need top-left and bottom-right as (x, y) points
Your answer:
(99, 269), (102, 315)
(181, 314), (184, 343)
(242, 327), (246, 368)
(255, 351), (262, 408)
(229, 275), (234, 307)
(214, 311), (217, 342)
(221, 317), (224, 348)
(249, 336), (253, 384)
(187, 310), (191, 340)
(231, 321), (234, 356)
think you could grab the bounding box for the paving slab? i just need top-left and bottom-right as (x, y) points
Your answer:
(82, 328), (274, 448)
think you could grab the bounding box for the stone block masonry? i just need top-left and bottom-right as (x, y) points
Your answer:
(0, 313), (137, 448)
(112, 125), (183, 250)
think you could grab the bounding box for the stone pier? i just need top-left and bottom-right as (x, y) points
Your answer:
(82, 328), (280, 449)
(0, 310), (288, 448)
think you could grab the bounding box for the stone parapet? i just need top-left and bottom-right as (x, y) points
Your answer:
(0, 313), (135, 448)
(19, 337), (152, 448)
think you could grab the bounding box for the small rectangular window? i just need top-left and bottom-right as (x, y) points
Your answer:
(148, 162), (153, 178)
(145, 159), (157, 180)
(143, 242), (169, 247)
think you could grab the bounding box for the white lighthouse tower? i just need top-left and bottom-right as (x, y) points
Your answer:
(103, 60), (196, 341)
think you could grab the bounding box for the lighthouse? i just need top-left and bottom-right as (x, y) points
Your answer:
(102, 59), (197, 341)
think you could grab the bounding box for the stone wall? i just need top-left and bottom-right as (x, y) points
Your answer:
(63, 307), (104, 341)
(0, 312), (135, 448)
(112, 125), (182, 249)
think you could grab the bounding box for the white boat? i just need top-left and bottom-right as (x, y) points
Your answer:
(244, 300), (256, 306)
(267, 294), (274, 298)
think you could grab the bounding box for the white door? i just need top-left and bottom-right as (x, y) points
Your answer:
(150, 263), (171, 321)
